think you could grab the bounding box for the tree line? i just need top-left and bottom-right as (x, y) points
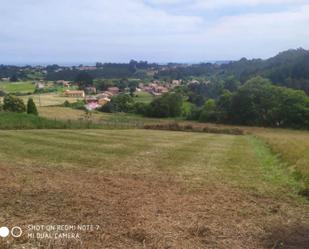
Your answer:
(100, 76), (309, 129)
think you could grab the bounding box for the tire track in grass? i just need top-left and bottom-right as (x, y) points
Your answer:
(249, 136), (301, 196)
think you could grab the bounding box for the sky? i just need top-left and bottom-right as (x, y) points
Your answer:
(1, 0), (309, 64)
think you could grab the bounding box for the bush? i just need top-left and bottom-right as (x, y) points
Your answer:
(99, 93), (134, 113)
(27, 98), (38, 115)
(3, 95), (26, 113)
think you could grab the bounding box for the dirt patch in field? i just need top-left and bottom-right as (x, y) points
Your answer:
(0, 164), (308, 249)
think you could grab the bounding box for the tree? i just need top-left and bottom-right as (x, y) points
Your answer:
(216, 90), (233, 122)
(128, 81), (139, 96)
(148, 97), (170, 117)
(147, 93), (183, 118)
(229, 76), (275, 126)
(10, 75), (18, 82)
(100, 93), (134, 113)
(219, 76), (309, 128)
(27, 98), (38, 115)
(75, 72), (93, 90)
(3, 95), (26, 113)
(199, 99), (218, 122)
(223, 76), (240, 92)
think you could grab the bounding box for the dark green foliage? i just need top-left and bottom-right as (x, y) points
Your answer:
(229, 77), (309, 127)
(188, 92), (205, 107)
(27, 98), (38, 115)
(199, 99), (218, 122)
(216, 90), (233, 122)
(63, 100), (86, 110)
(147, 93), (183, 118)
(94, 80), (113, 91)
(75, 72), (93, 90)
(148, 97), (170, 118)
(100, 93), (134, 113)
(131, 102), (150, 115)
(9, 75), (18, 82)
(223, 76), (240, 92)
(0, 90), (6, 97)
(213, 76), (309, 128)
(222, 48), (309, 94)
(3, 95), (26, 113)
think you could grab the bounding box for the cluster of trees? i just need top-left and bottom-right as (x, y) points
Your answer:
(1, 95), (38, 115)
(188, 77), (309, 128)
(99, 92), (184, 118)
(98, 76), (309, 129)
(46, 61), (156, 81)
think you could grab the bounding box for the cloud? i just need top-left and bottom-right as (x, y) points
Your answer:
(0, 0), (308, 63)
(147, 0), (307, 9)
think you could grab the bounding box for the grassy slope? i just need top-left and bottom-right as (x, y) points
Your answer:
(38, 107), (309, 188)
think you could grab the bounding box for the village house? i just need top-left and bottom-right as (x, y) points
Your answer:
(64, 90), (85, 98)
(34, 80), (46, 89)
(107, 87), (120, 95)
(98, 97), (110, 106)
(85, 96), (97, 103)
(171, 80), (181, 86)
(96, 92), (111, 99)
(84, 95), (110, 111)
(56, 80), (71, 88)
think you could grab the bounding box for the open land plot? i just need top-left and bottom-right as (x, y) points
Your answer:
(0, 129), (308, 249)
(0, 93), (82, 107)
(23, 93), (82, 107)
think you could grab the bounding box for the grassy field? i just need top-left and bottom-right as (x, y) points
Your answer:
(0, 91), (82, 107)
(0, 129), (308, 249)
(0, 81), (35, 93)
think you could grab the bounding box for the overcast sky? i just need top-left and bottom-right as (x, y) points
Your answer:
(1, 0), (309, 64)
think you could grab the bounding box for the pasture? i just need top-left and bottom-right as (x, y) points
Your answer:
(0, 129), (308, 249)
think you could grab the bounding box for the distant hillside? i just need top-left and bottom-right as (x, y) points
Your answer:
(155, 48), (309, 94)
(222, 48), (309, 94)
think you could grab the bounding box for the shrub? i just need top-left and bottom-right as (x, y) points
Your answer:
(3, 95), (26, 113)
(27, 98), (38, 115)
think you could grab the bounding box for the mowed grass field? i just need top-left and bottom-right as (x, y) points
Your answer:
(0, 129), (308, 249)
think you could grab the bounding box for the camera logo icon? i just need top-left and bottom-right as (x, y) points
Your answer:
(0, 227), (10, 238)
(0, 226), (23, 238)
